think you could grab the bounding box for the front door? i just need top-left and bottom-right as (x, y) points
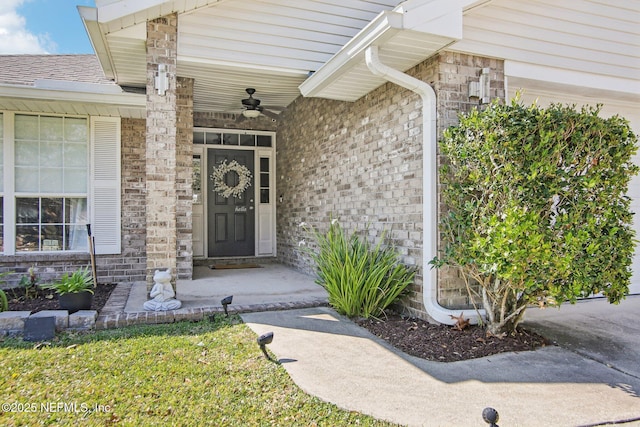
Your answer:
(208, 149), (255, 257)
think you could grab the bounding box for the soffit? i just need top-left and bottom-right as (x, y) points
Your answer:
(89, 0), (403, 114)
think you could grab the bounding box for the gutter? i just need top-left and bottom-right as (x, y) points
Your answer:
(0, 83), (145, 107)
(78, 6), (117, 81)
(364, 46), (483, 325)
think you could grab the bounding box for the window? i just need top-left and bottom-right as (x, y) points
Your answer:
(14, 115), (87, 194)
(10, 114), (89, 252)
(0, 197), (3, 253)
(192, 155), (202, 204)
(259, 157), (270, 204)
(0, 112), (3, 252)
(16, 197), (87, 251)
(193, 130), (272, 147)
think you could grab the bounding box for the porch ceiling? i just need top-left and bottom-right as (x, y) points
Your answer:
(81, 0), (403, 115)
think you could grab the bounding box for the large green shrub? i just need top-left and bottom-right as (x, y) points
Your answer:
(433, 98), (638, 334)
(302, 220), (414, 319)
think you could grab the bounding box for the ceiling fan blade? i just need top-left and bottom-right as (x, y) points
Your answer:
(235, 113), (246, 123)
(261, 109), (279, 121)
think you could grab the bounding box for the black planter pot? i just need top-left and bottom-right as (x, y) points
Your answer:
(59, 291), (93, 314)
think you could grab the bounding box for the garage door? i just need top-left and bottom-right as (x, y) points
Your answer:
(508, 87), (640, 295)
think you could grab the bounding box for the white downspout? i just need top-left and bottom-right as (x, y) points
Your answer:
(364, 46), (482, 325)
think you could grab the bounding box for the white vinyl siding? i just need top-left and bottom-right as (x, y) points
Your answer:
(454, 0), (640, 94)
(91, 116), (121, 255)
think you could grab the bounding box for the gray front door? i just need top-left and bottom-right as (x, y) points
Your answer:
(208, 149), (255, 257)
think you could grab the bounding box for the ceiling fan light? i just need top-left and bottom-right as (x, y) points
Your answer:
(242, 109), (261, 118)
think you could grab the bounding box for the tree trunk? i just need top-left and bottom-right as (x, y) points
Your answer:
(482, 284), (527, 335)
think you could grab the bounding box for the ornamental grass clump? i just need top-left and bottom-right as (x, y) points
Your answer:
(302, 220), (414, 319)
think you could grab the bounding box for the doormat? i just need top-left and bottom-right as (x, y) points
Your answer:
(209, 263), (262, 270)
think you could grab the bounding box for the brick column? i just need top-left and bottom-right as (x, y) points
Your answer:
(145, 14), (179, 288)
(176, 77), (194, 280)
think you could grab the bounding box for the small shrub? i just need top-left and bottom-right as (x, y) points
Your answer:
(41, 266), (95, 295)
(0, 271), (11, 312)
(302, 220), (414, 319)
(0, 289), (7, 312)
(18, 267), (39, 300)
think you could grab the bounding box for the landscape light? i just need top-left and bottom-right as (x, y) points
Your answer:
(221, 295), (233, 316)
(482, 407), (499, 427)
(257, 332), (274, 361)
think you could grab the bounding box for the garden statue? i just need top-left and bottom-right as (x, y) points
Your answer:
(143, 269), (182, 311)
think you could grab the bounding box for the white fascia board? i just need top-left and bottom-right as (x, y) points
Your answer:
(78, 6), (116, 80)
(0, 84), (146, 108)
(299, 11), (403, 97)
(396, 0), (463, 39)
(33, 80), (125, 94)
(505, 61), (640, 98)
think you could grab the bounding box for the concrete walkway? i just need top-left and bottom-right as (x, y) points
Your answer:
(242, 296), (640, 427)
(124, 264), (328, 312)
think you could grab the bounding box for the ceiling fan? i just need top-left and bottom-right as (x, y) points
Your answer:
(238, 88), (280, 121)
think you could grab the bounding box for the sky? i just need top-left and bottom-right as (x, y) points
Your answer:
(0, 0), (95, 54)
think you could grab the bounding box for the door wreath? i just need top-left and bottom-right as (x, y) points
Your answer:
(210, 159), (253, 198)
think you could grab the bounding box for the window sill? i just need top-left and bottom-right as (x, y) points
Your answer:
(0, 252), (91, 263)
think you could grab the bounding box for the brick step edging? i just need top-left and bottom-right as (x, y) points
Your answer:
(96, 299), (329, 329)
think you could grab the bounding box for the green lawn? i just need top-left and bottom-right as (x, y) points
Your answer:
(1, 316), (397, 426)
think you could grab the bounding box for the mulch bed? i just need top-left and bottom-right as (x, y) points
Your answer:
(5, 283), (117, 313)
(356, 313), (549, 362)
(6, 284), (549, 363)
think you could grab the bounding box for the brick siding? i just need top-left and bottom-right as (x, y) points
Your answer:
(276, 52), (504, 319)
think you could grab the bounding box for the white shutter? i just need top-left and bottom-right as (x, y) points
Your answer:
(90, 117), (121, 254)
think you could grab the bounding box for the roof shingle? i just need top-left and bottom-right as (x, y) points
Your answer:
(0, 54), (113, 86)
